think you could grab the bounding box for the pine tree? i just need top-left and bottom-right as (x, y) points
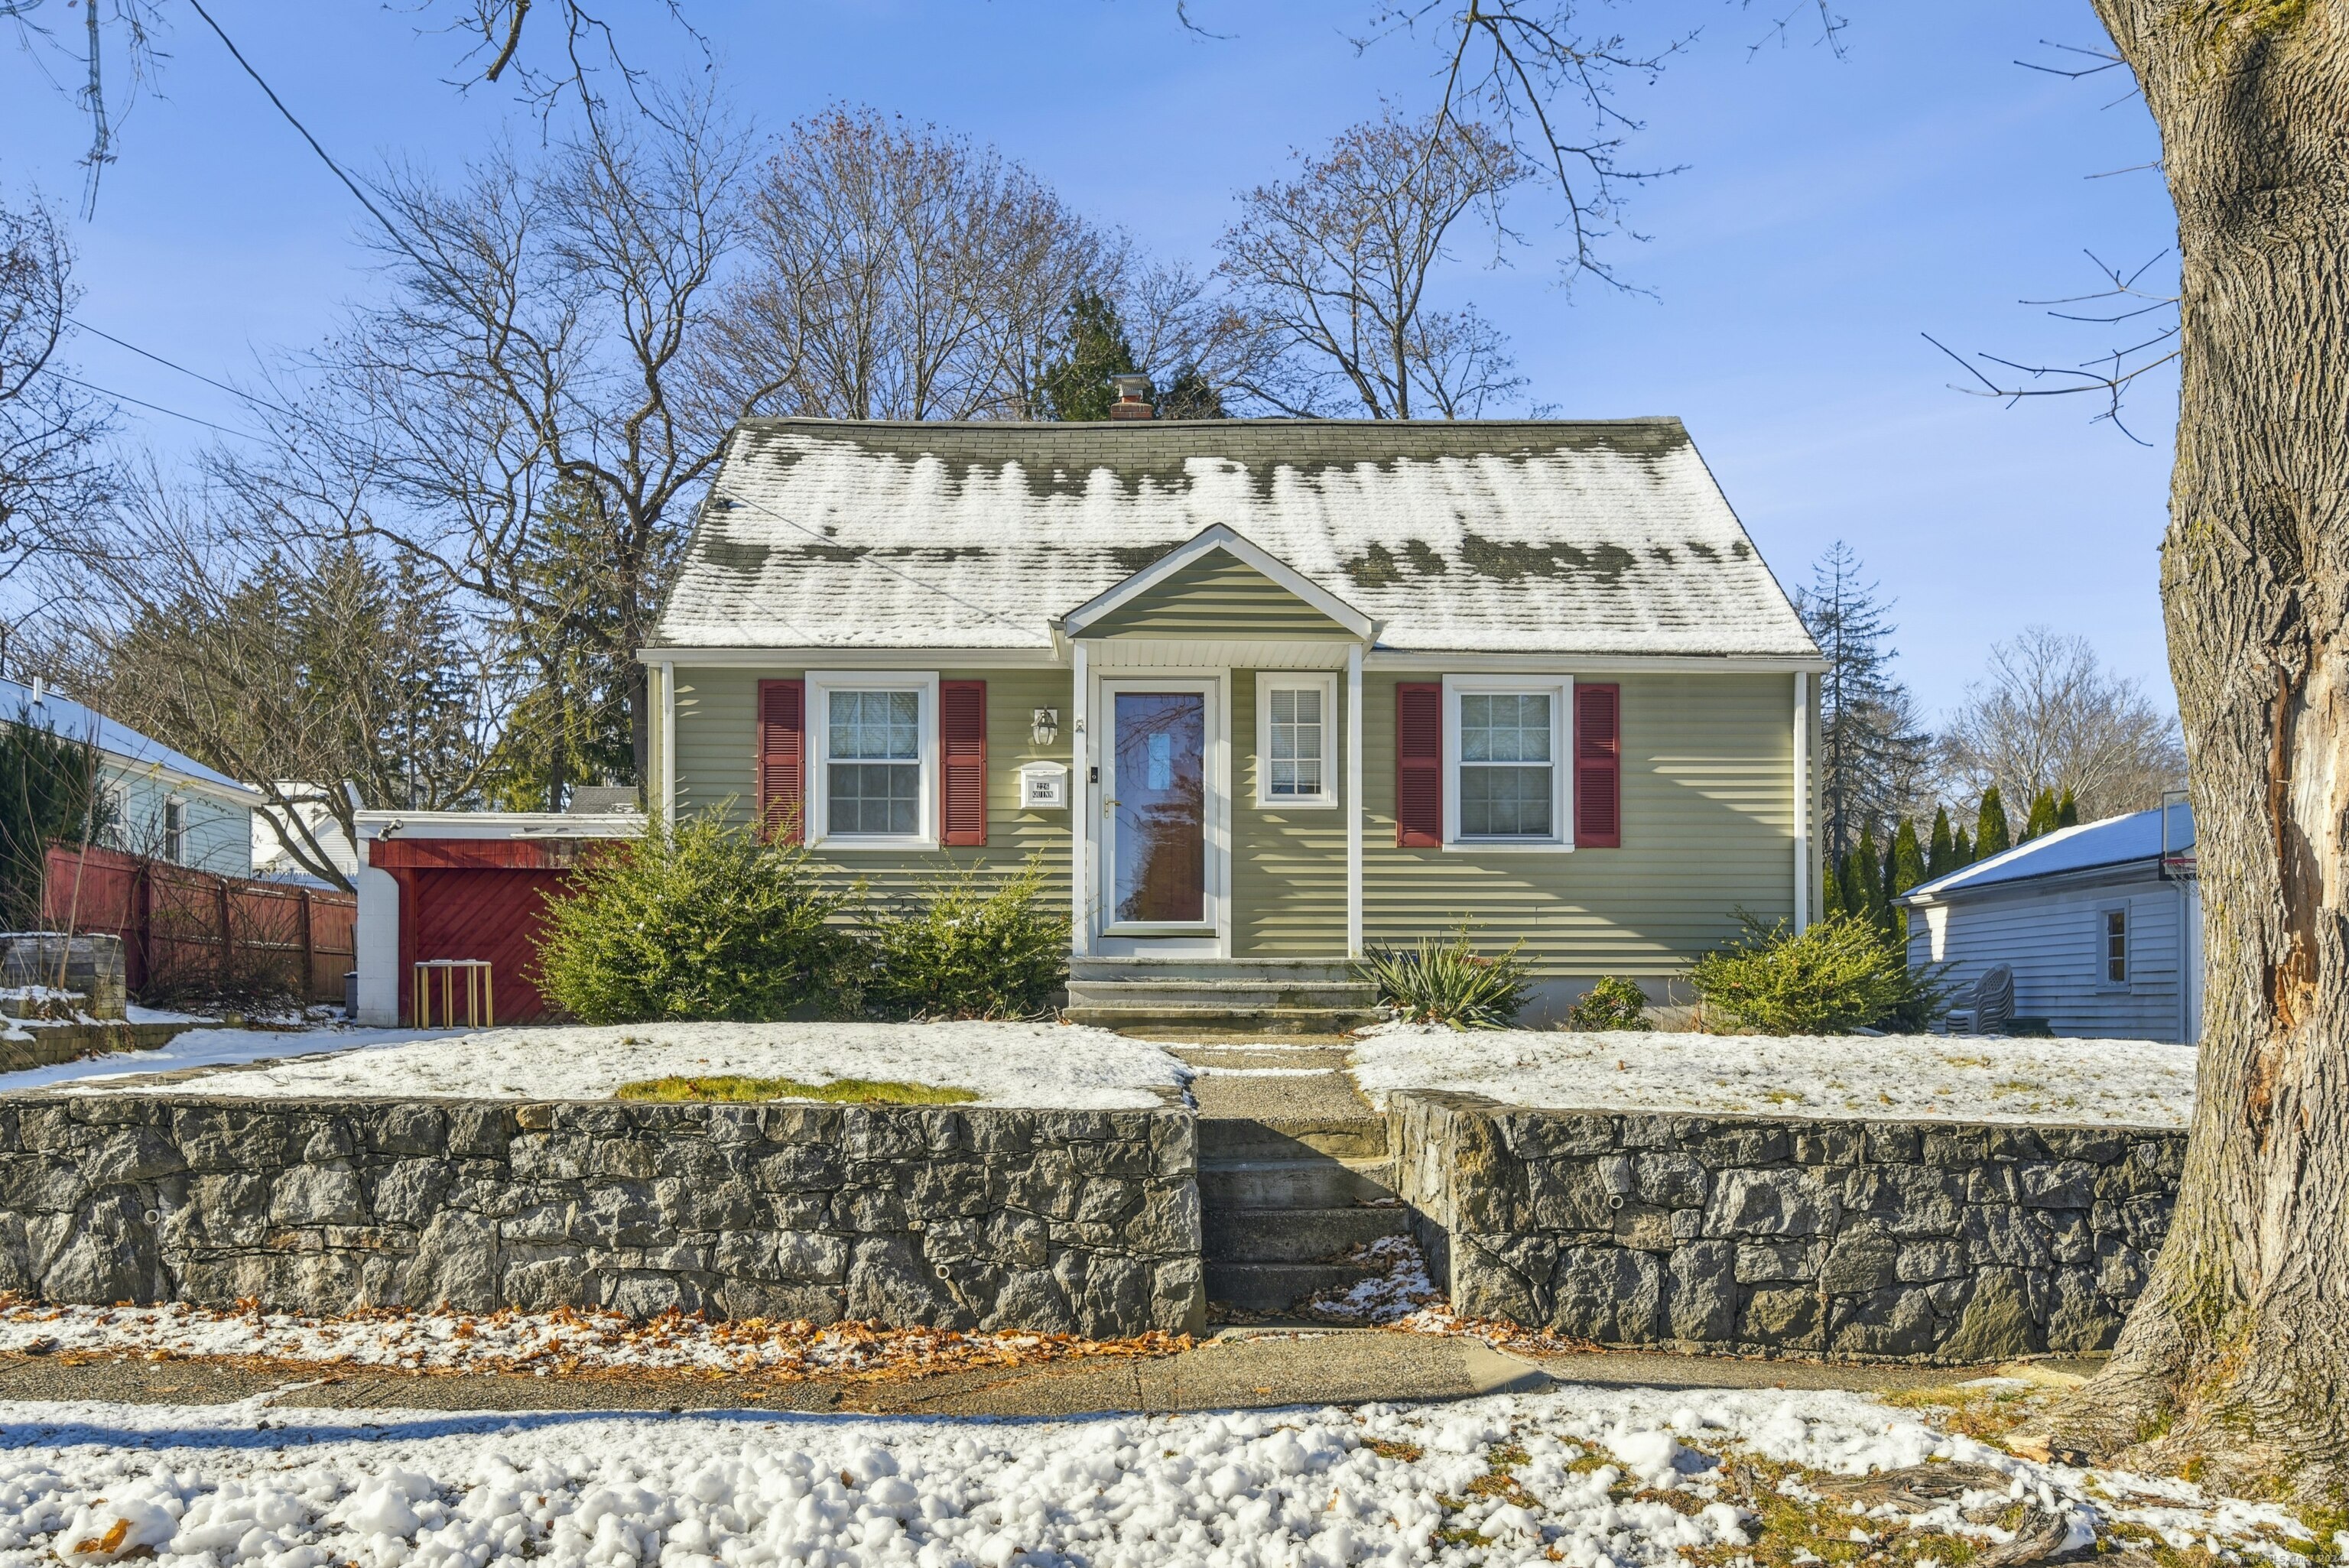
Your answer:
(2021, 787), (2060, 843)
(2056, 787), (2079, 829)
(1954, 826), (1974, 865)
(1851, 822), (1886, 926)
(1795, 543), (1932, 862)
(1036, 291), (1140, 422)
(1886, 818), (1926, 940)
(1821, 851), (1846, 917)
(1838, 845), (1866, 919)
(1975, 787), (2012, 859)
(1927, 807), (1957, 879)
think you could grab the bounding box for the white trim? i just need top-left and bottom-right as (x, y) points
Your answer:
(1440, 674), (1574, 852)
(161, 795), (189, 865)
(640, 645), (1065, 667)
(1793, 671), (1810, 932)
(1366, 651), (1827, 674)
(659, 660), (677, 824)
(1070, 643), (1091, 957)
(2096, 901), (2133, 991)
(1346, 643), (1363, 959)
(1253, 671), (1339, 809)
(804, 670), (941, 851)
(1058, 524), (1377, 640)
(1095, 671), (1230, 953)
(104, 758), (263, 807)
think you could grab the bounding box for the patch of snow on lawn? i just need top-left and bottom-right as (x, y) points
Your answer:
(79, 1020), (1187, 1109)
(0, 1024), (449, 1096)
(1351, 1026), (2195, 1126)
(0, 1385), (2307, 1568)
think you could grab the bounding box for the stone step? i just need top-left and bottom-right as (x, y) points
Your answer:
(1199, 1115), (1390, 1163)
(1207, 1260), (1384, 1313)
(1069, 958), (1363, 984)
(1200, 1158), (1397, 1210)
(1066, 979), (1378, 1010)
(1204, 1203), (1411, 1264)
(1063, 1005), (1382, 1034)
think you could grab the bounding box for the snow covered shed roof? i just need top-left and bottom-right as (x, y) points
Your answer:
(1903, 801), (2195, 904)
(652, 417), (1821, 657)
(0, 677), (257, 799)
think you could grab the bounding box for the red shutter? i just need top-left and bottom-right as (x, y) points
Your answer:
(757, 679), (806, 842)
(1395, 682), (1442, 848)
(941, 680), (988, 847)
(1574, 682), (1621, 848)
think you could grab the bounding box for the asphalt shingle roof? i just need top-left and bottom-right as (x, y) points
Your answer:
(654, 417), (1820, 657)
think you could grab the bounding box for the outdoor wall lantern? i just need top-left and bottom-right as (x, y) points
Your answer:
(1032, 708), (1061, 747)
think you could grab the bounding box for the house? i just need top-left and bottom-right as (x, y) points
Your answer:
(252, 785), (360, 885)
(0, 677), (259, 876)
(634, 409), (1825, 1025)
(1901, 800), (2201, 1043)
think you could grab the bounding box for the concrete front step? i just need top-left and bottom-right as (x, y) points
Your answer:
(1069, 958), (1363, 983)
(1064, 1005), (1382, 1034)
(1204, 1203), (1411, 1264)
(1207, 1260), (1389, 1313)
(1200, 1157), (1397, 1210)
(1200, 1115), (1390, 1163)
(1067, 979), (1377, 1009)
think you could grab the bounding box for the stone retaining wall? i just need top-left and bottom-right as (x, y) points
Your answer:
(0, 1095), (1202, 1337)
(1389, 1092), (2183, 1362)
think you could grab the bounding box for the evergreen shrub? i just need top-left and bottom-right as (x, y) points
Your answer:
(533, 813), (855, 1024)
(860, 857), (1069, 1020)
(1364, 929), (1531, 1029)
(1689, 911), (1948, 1035)
(1563, 975), (1652, 1031)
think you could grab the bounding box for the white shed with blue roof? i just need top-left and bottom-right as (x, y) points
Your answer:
(0, 677), (261, 876)
(1900, 800), (2201, 1043)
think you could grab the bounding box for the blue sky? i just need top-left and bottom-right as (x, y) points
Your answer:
(2, 1), (2177, 719)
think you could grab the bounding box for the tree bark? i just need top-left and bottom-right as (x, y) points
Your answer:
(2048, 0), (2349, 1495)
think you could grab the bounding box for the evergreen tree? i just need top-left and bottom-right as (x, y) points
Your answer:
(1886, 818), (1926, 941)
(1954, 826), (1974, 865)
(2020, 787), (2061, 843)
(2056, 787), (2079, 829)
(1974, 786), (2012, 859)
(1926, 807), (1957, 879)
(1153, 365), (1227, 420)
(1036, 291), (1140, 422)
(1821, 852), (1846, 917)
(1795, 543), (1932, 862)
(1850, 822), (1886, 926)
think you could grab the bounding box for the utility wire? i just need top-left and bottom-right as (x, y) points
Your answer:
(68, 318), (294, 417)
(50, 372), (257, 440)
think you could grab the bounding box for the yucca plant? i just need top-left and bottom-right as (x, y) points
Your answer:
(1362, 929), (1531, 1029)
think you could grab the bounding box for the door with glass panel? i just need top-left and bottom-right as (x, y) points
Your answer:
(1102, 684), (1217, 932)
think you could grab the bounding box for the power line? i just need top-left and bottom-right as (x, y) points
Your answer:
(68, 318), (294, 417)
(50, 372), (258, 440)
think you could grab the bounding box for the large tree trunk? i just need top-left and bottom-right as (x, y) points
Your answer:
(2046, 0), (2349, 1495)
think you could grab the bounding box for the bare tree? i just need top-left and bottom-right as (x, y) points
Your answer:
(0, 185), (110, 624)
(704, 106), (1123, 423)
(223, 91), (750, 788)
(1939, 627), (2185, 823)
(1217, 107), (1530, 418)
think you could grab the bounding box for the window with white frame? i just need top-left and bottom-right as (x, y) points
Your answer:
(162, 797), (188, 864)
(1443, 676), (1570, 847)
(809, 673), (936, 846)
(2101, 906), (2130, 985)
(1256, 673), (1336, 807)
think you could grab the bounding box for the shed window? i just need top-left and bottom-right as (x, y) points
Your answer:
(2104, 907), (2129, 985)
(163, 798), (188, 865)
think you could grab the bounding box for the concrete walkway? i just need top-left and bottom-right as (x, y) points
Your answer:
(0, 1332), (2028, 1418)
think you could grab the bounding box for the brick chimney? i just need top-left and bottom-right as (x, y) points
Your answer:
(1107, 372), (1155, 420)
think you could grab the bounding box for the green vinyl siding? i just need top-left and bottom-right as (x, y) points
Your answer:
(1231, 671), (1348, 958)
(1361, 671), (1796, 975)
(671, 666), (1073, 910)
(1085, 551), (1353, 639)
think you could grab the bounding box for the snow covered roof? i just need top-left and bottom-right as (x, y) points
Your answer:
(1904, 800), (2195, 903)
(0, 677), (256, 798)
(653, 417), (1821, 657)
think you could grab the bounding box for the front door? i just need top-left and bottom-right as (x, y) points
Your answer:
(1100, 680), (1221, 942)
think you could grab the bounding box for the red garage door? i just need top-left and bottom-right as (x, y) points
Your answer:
(374, 838), (594, 1024)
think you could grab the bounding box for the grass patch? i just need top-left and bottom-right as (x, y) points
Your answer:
(1880, 1380), (2049, 1442)
(614, 1075), (978, 1105)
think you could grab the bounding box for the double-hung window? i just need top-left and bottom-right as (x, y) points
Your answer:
(2101, 906), (2130, 987)
(807, 673), (937, 847)
(1441, 676), (1570, 848)
(1256, 673), (1337, 807)
(162, 798), (189, 864)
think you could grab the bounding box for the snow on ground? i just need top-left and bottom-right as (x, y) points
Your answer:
(0, 1025), (450, 1096)
(77, 1021), (1190, 1110)
(0, 1385), (2316, 1568)
(1350, 1026), (2198, 1126)
(0, 1300), (1180, 1380)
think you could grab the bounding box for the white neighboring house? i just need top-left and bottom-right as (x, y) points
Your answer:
(1901, 800), (2201, 1043)
(250, 784), (359, 886)
(0, 677), (262, 875)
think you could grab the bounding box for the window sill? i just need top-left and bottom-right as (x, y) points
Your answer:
(1441, 838), (1576, 854)
(811, 834), (939, 852)
(1255, 794), (1338, 811)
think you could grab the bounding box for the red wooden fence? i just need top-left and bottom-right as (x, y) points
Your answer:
(43, 845), (358, 1004)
